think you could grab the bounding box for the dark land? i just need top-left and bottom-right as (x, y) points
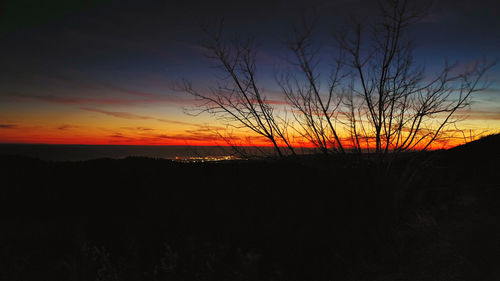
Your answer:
(1, 134), (500, 281)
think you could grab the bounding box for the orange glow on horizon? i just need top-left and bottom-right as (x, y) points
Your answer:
(0, 129), (471, 150)
(1, 106), (496, 150)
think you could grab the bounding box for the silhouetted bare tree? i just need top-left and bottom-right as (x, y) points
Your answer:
(184, 1), (494, 156)
(335, 0), (495, 153)
(277, 16), (346, 154)
(182, 21), (296, 157)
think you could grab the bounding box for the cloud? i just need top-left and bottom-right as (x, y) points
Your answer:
(482, 87), (500, 94)
(456, 110), (500, 121)
(154, 133), (222, 142)
(109, 133), (129, 138)
(418, 12), (446, 24)
(107, 133), (137, 143)
(152, 130), (267, 144)
(120, 126), (155, 131)
(100, 131), (222, 144)
(0, 124), (17, 129)
(261, 99), (289, 105)
(62, 28), (188, 64)
(10, 92), (186, 105)
(57, 124), (79, 130)
(80, 107), (194, 126)
(97, 83), (156, 97)
(41, 74), (161, 98)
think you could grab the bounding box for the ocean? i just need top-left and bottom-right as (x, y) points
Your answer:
(0, 144), (283, 162)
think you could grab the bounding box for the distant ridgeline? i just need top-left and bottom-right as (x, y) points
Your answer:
(0, 144), (272, 162)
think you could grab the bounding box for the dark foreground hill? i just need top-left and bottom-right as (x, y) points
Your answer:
(1, 135), (499, 281)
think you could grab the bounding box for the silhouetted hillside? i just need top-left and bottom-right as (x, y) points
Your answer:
(448, 133), (500, 155)
(0, 140), (499, 280)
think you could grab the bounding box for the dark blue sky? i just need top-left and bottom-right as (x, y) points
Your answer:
(1, 0), (499, 91)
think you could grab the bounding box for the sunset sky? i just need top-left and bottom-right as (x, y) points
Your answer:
(1, 0), (499, 146)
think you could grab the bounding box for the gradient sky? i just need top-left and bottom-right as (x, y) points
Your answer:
(1, 0), (499, 146)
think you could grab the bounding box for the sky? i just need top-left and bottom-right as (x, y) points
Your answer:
(0, 0), (499, 146)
